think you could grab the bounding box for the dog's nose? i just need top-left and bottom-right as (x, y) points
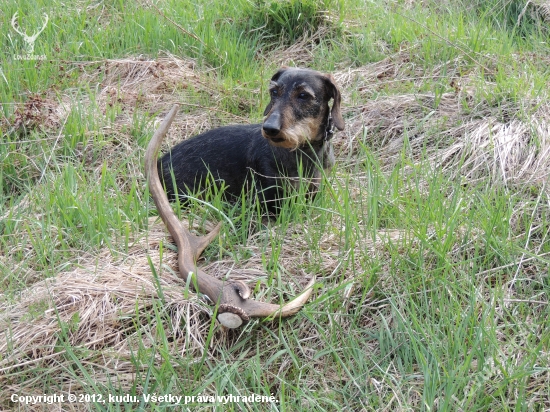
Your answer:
(262, 124), (280, 137)
(262, 114), (281, 137)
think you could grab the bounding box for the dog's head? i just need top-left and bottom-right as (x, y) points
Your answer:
(262, 67), (345, 150)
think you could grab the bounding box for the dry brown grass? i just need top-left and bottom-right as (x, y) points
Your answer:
(264, 27), (334, 68)
(72, 54), (251, 148)
(0, 219), (203, 393)
(0, 211), (404, 402)
(334, 54), (550, 189)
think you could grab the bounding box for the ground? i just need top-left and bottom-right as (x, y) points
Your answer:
(1, 0), (550, 410)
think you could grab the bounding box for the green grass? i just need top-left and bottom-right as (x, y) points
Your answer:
(1, 0), (550, 410)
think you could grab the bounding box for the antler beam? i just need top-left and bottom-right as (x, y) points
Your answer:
(145, 105), (315, 328)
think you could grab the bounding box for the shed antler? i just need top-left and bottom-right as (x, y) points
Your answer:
(145, 105), (315, 328)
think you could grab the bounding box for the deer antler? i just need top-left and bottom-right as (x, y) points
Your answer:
(145, 105), (315, 328)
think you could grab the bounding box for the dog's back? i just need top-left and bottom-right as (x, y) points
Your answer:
(158, 124), (262, 199)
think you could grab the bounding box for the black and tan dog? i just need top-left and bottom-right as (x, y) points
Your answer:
(158, 67), (345, 214)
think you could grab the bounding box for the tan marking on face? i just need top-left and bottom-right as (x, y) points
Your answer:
(266, 116), (323, 150)
(284, 117), (321, 149)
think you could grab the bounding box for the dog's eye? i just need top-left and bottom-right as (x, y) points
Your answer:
(297, 92), (310, 100)
(270, 89), (278, 97)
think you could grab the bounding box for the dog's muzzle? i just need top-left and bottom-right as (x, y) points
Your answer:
(262, 112), (282, 141)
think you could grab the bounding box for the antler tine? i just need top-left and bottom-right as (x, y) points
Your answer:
(145, 104), (315, 328)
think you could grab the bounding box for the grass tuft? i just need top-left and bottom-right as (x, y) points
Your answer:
(242, 0), (341, 46)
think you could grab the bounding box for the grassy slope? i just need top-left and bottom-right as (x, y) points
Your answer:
(1, 0), (550, 410)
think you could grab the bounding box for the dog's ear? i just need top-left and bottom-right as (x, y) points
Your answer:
(324, 74), (345, 131)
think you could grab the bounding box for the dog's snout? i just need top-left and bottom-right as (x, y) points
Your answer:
(262, 113), (281, 137)
(262, 124), (280, 137)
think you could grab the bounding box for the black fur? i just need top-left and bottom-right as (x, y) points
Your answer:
(157, 68), (344, 215)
